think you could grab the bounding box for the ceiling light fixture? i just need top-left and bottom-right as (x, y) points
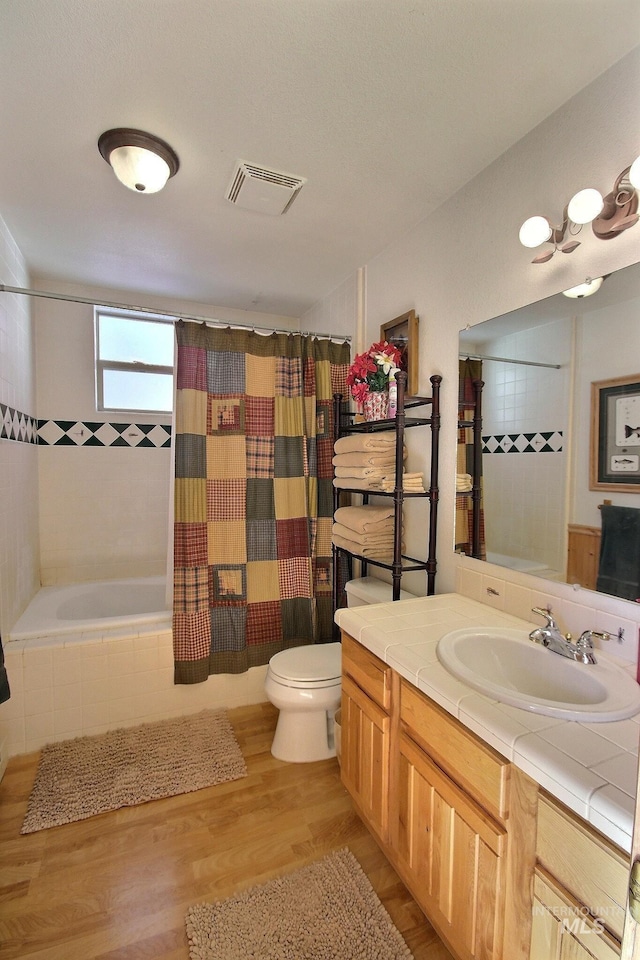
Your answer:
(562, 276), (605, 299)
(98, 128), (180, 194)
(518, 157), (639, 263)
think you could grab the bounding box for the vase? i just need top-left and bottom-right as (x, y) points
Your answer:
(364, 391), (389, 421)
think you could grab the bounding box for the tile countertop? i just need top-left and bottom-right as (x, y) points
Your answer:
(335, 592), (640, 853)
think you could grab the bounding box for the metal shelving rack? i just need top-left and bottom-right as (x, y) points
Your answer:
(331, 371), (442, 618)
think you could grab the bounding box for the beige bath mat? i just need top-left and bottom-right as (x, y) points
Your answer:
(185, 847), (414, 960)
(21, 709), (247, 833)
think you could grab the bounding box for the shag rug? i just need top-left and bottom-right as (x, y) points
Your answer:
(185, 848), (414, 960)
(21, 709), (247, 833)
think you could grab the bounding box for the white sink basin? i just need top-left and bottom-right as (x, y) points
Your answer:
(436, 627), (640, 722)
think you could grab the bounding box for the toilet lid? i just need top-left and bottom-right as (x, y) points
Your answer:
(269, 642), (342, 682)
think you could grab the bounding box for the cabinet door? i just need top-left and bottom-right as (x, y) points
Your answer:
(531, 870), (621, 960)
(397, 733), (506, 960)
(341, 673), (390, 843)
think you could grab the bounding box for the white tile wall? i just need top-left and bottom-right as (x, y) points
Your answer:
(480, 318), (571, 573)
(38, 445), (171, 584)
(2, 630), (269, 756)
(456, 555), (640, 667)
(0, 215), (40, 638)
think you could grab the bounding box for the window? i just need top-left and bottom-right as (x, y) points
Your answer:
(95, 309), (174, 413)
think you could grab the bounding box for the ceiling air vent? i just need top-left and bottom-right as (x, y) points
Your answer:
(226, 161), (306, 215)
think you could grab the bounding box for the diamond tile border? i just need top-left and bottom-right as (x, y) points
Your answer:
(482, 431), (563, 454)
(37, 419), (172, 447)
(1, 407), (172, 447)
(0, 403), (38, 444)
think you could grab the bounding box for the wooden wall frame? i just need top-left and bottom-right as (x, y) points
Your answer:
(380, 309), (419, 396)
(590, 373), (640, 492)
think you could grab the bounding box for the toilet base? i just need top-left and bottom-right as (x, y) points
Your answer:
(271, 706), (338, 763)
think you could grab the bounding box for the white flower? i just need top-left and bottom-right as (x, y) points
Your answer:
(374, 352), (399, 377)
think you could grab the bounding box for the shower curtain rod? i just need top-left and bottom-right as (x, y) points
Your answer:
(459, 351), (561, 370)
(0, 283), (352, 343)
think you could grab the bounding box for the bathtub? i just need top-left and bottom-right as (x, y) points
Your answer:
(8, 576), (171, 643)
(485, 551), (547, 574)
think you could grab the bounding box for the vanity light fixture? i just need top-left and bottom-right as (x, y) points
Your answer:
(519, 156), (640, 263)
(562, 276), (605, 299)
(98, 128), (180, 194)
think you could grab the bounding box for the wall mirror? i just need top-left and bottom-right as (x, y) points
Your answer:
(457, 258), (640, 601)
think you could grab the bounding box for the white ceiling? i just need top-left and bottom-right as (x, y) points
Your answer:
(1, 1), (639, 319)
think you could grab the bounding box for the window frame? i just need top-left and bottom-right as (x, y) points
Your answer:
(94, 307), (175, 415)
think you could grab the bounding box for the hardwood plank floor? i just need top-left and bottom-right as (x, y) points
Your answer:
(0, 702), (453, 960)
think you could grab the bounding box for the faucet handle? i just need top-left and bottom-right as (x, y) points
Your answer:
(577, 630), (611, 648)
(531, 606), (558, 630)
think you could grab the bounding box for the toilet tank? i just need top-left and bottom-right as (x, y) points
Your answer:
(345, 576), (416, 607)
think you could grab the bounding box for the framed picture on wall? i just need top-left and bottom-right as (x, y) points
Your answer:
(590, 373), (640, 492)
(380, 309), (419, 396)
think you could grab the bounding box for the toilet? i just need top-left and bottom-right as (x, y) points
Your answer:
(264, 577), (416, 762)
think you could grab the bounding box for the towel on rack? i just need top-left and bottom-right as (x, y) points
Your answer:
(596, 505), (640, 601)
(334, 465), (401, 480)
(332, 523), (395, 546)
(332, 450), (403, 468)
(0, 636), (10, 704)
(331, 532), (397, 559)
(372, 472), (425, 493)
(334, 505), (395, 533)
(456, 473), (473, 492)
(333, 478), (381, 491)
(333, 431), (396, 454)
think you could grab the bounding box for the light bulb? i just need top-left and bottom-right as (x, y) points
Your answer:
(567, 188), (604, 225)
(519, 216), (552, 248)
(109, 146), (171, 193)
(562, 277), (604, 298)
(629, 156), (640, 191)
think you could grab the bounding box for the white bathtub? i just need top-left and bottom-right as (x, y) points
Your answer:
(8, 576), (171, 643)
(485, 551), (547, 574)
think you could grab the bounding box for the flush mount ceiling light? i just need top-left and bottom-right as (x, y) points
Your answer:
(562, 276), (605, 298)
(518, 157), (640, 263)
(98, 128), (180, 194)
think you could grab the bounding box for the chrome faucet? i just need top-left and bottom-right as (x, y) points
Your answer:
(529, 608), (611, 664)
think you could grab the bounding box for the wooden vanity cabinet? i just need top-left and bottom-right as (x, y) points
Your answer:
(340, 631), (538, 960)
(531, 868), (621, 960)
(340, 634), (392, 844)
(531, 793), (629, 959)
(395, 728), (507, 959)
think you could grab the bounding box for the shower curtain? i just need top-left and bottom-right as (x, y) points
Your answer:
(172, 321), (349, 683)
(456, 358), (486, 559)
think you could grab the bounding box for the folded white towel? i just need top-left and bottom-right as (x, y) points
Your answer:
(334, 465), (395, 479)
(332, 522), (395, 546)
(332, 451), (399, 468)
(332, 532), (397, 560)
(333, 431), (396, 454)
(333, 505), (395, 533)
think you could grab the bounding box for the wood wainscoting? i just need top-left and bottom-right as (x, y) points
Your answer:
(567, 523), (601, 591)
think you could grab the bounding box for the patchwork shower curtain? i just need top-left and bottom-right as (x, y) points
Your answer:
(172, 321), (349, 683)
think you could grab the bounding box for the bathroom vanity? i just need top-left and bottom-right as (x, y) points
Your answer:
(335, 594), (636, 960)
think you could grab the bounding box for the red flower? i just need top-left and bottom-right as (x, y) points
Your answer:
(346, 340), (402, 403)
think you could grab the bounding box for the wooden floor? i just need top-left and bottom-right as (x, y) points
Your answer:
(0, 702), (453, 960)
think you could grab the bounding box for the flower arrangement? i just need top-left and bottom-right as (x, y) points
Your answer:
(346, 340), (402, 406)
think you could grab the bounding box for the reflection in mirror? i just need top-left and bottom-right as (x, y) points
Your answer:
(458, 260), (640, 601)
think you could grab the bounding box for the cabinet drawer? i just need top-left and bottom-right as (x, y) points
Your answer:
(536, 793), (628, 942)
(531, 868), (621, 959)
(400, 679), (510, 821)
(341, 633), (391, 711)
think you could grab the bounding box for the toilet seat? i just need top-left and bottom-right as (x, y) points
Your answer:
(268, 642), (342, 688)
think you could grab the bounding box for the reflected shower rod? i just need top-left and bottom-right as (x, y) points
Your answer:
(459, 351), (561, 370)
